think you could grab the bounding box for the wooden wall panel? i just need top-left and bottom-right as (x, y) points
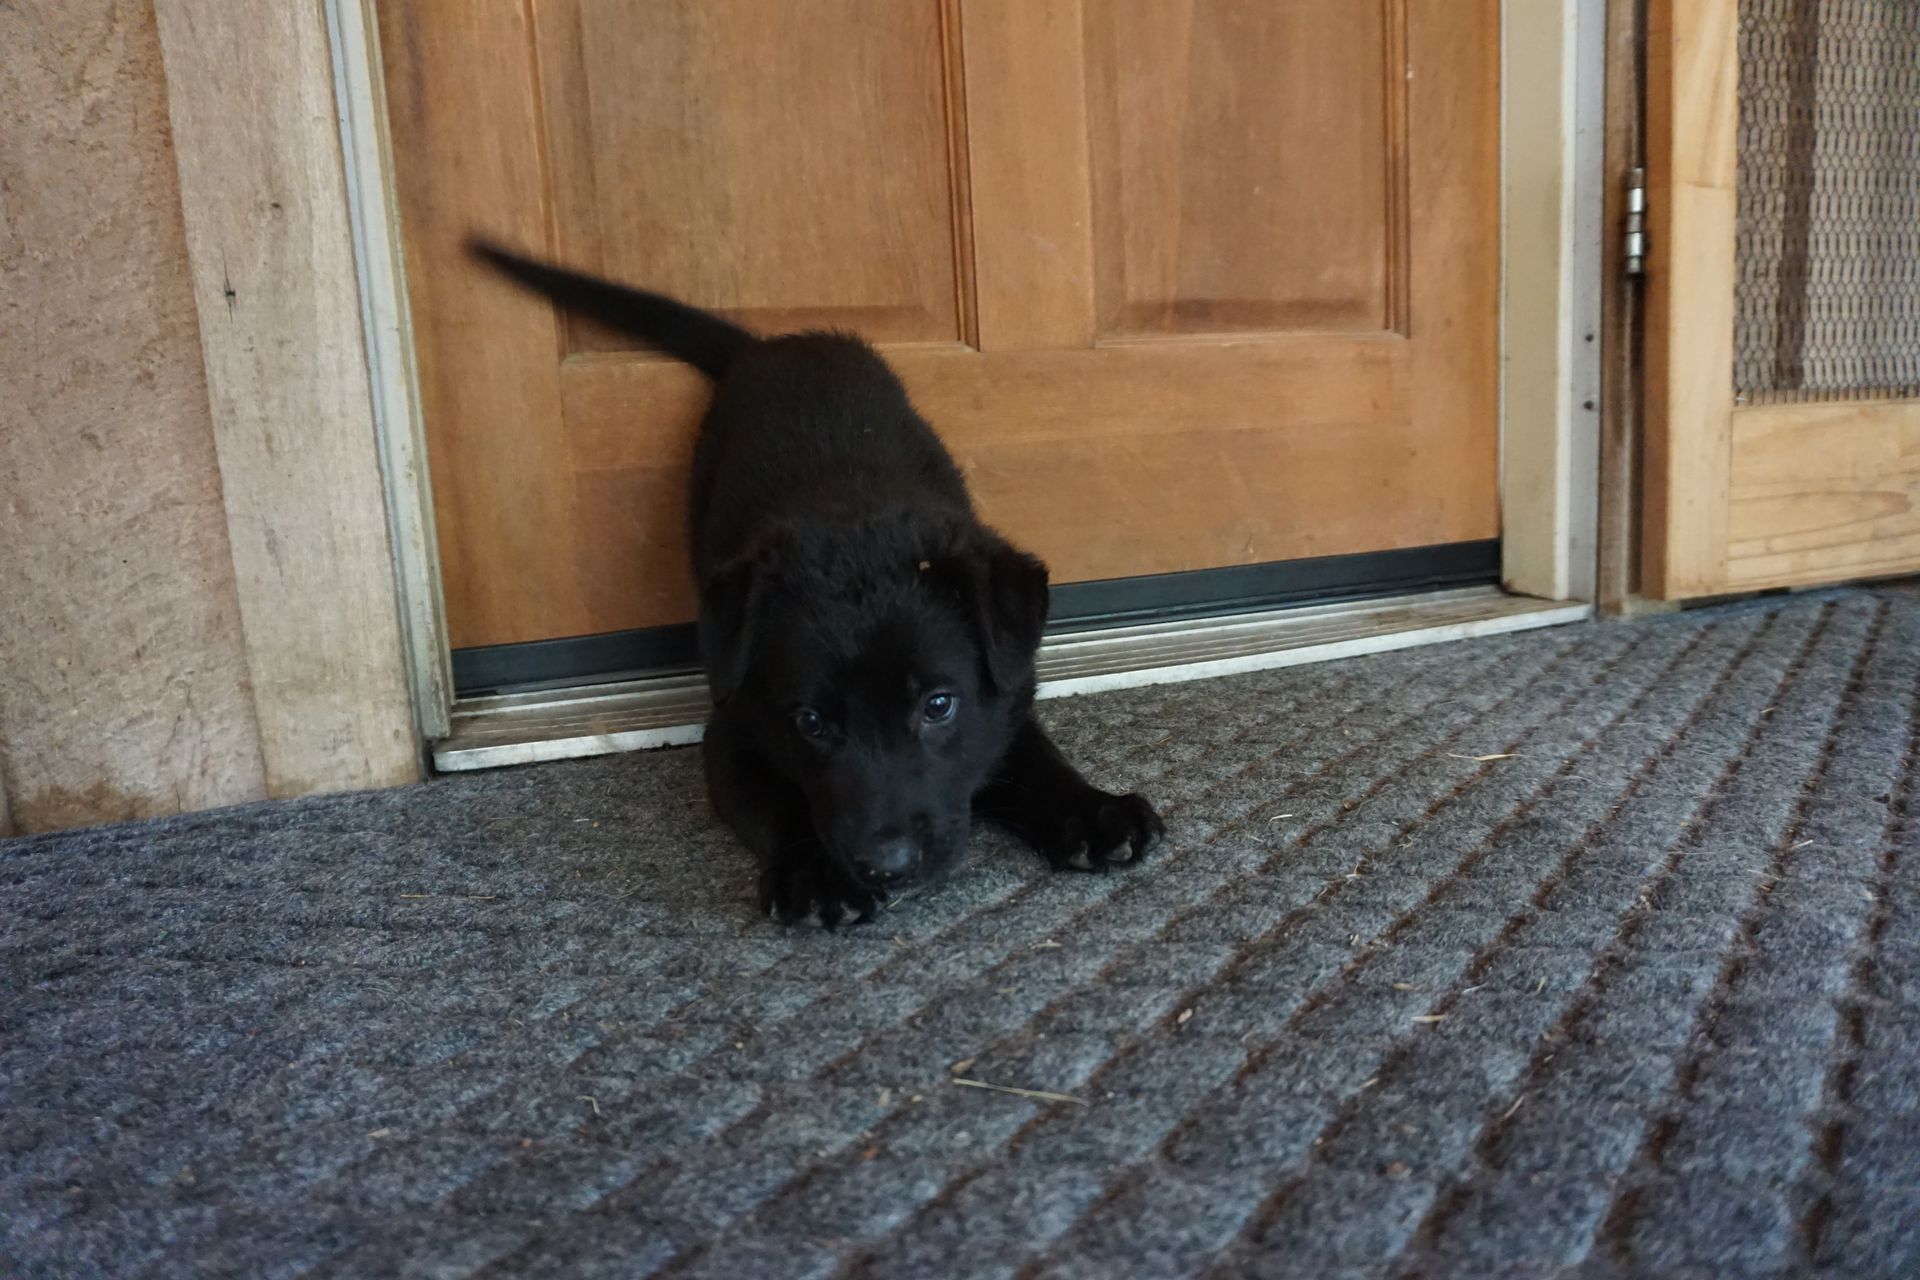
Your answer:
(155, 0), (419, 796)
(0, 0), (268, 833)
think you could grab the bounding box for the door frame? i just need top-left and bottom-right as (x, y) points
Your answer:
(1502, 0), (1608, 607)
(176, 0), (1609, 748)
(1641, 0), (1920, 600)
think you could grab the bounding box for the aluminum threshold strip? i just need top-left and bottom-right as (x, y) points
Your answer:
(432, 586), (1592, 772)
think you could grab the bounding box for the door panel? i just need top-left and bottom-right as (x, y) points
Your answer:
(380, 2), (595, 642)
(1645, 0), (1920, 598)
(1727, 402), (1920, 588)
(538, 1), (967, 349)
(379, 0), (1500, 650)
(1086, 0), (1397, 337)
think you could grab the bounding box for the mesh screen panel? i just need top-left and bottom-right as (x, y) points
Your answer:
(1735, 0), (1920, 403)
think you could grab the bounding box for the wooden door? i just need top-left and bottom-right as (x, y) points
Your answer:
(1644, 0), (1920, 598)
(378, 1), (1499, 651)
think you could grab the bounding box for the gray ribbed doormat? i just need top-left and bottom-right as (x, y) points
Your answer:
(5, 589), (1919, 1279)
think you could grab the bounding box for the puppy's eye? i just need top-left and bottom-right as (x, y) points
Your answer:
(793, 708), (827, 740)
(921, 692), (958, 724)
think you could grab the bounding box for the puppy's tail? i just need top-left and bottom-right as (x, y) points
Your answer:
(466, 238), (754, 379)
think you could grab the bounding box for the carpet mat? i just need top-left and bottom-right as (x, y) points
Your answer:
(4, 589), (1919, 1279)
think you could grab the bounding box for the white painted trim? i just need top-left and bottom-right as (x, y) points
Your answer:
(1500, 0), (1606, 603)
(325, 0), (454, 739)
(1565, 0), (1606, 602)
(434, 587), (1592, 771)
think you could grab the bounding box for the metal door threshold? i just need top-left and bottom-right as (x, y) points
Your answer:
(432, 586), (1592, 772)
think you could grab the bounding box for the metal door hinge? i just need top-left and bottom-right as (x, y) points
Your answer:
(1624, 166), (1647, 277)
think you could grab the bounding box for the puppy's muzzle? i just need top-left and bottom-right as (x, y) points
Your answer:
(849, 833), (921, 889)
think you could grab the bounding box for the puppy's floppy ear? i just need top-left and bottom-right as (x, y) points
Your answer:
(935, 536), (1049, 693)
(700, 553), (768, 706)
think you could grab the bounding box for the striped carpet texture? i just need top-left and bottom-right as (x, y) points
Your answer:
(4, 588), (1917, 1278)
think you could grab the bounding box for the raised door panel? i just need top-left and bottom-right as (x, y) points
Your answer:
(537, 0), (969, 350)
(1085, 0), (1401, 338)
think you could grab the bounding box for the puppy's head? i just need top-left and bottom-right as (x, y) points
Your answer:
(704, 516), (1048, 892)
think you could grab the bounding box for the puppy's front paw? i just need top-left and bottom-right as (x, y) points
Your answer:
(758, 856), (882, 929)
(1039, 788), (1165, 872)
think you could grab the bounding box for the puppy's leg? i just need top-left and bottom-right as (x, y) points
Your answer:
(703, 726), (880, 927)
(975, 714), (1164, 872)
(759, 840), (881, 929)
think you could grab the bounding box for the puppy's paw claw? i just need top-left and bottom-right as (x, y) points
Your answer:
(1043, 790), (1165, 872)
(758, 860), (881, 928)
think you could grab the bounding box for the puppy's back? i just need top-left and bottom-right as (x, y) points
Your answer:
(690, 333), (973, 575)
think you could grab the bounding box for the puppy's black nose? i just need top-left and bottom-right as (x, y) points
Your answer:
(857, 835), (920, 885)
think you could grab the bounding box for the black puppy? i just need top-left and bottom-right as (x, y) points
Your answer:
(472, 243), (1164, 925)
